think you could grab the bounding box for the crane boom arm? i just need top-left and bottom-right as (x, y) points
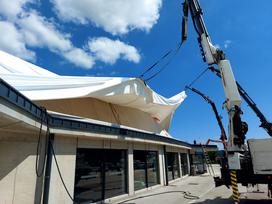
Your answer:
(186, 86), (227, 141)
(183, 0), (248, 153)
(209, 66), (272, 136)
(184, 0), (242, 110)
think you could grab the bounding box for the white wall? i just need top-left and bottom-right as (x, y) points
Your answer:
(0, 131), (39, 204)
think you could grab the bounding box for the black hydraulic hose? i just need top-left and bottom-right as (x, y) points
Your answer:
(208, 66), (272, 136)
(186, 86), (227, 141)
(36, 107), (50, 177)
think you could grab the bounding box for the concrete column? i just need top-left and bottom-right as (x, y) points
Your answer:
(187, 151), (191, 175)
(178, 153), (182, 177)
(128, 143), (134, 195)
(48, 135), (77, 204)
(158, 147), (165, 185)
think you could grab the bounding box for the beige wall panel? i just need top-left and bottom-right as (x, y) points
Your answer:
(146, 143), (160, 151)
(78, 137), (129, 150)
(103, 139), (111, 149)
(178, 148), (188, 154)
(13, 154), (37, 204)
(110, 140), (128, 149)
(133, 142), (148, 151)
(0, 131), (38, 142)
(48, 135), (77, 204)
(78, 138), (103, 149)
(0, 142), (16, 204)
(166, 146), (177, 152)
(132, 142), (161, 151)
(0, 136), (37, 204)
(166, 146), (188, 153)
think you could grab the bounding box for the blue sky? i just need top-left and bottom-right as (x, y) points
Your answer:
(0, 0), (271, 146)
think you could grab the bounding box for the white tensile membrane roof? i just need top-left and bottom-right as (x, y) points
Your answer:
(0, 50), (187, 133)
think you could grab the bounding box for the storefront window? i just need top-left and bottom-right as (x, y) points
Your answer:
(180, 153), (189, 176)
(104, 150), (127, 199)
(134, 150), (159, 191)
(134, 150), (147, 190)
(74, 149), (127, 203)
(166, 152), (180, 181)
(147, 151), (159, 187)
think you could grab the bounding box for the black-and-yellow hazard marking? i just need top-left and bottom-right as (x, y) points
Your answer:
(230, 170), (239, 203)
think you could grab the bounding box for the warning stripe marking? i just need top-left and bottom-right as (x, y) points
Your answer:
(231, 176), (237, 181)
(230, 171), (239, 203)
(233, 197), (239, 201)
(231, 179), (238, 183)
(230, 172), (237, 177)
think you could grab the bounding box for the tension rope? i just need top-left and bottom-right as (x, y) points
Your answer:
(139, 4), (187, 82)
(144, 42), (183, 82)
(139, 41), (183, 82)
(185, 67), (209, 91)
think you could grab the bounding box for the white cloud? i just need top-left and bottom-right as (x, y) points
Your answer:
(16, 11), (94, 69)
(88, 37), (140, 64)
(0, 21), (35, 60)
(0, 0), (143, 69)
(214, 40), (232, 50)
(214, 44), (220, 49)
(0, 0), (33, 20)
(51, 0), (162, 35)
(224, 40), (232, 49)
(18, 11), (72, 52)
(0, 0), (95, 69)
(63, 48), (94, 69)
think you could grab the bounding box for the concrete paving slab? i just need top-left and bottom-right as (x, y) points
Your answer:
(115, 165), (272, 204)
(192, 184), (272, 204)
(115, 174), (216, 204)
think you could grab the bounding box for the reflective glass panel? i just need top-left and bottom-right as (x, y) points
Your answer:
(74, 149), (127, 203)
(134, 150), (147, 190)
(104, 150), (127, 199)
(167, 152), (180, 181)
(180, 153), (189, 176)
(74, 149), (103, 203)
(147, 151), (159, 187)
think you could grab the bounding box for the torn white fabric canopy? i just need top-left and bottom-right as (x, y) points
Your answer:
(0, 50), (187, 132)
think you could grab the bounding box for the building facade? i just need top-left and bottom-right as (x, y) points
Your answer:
(0, 79), (192, 204)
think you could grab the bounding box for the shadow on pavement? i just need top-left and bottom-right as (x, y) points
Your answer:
(193, 196), (272, 204)
(117, 190), (199, 204)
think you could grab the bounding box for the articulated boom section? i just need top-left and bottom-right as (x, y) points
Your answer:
(209, 66), (272, 137)
(186, 86), (227, 150)
(184, 0), (248, 154)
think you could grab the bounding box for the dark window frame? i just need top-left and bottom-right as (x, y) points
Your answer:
(133, 150), (159, 191)
(166, 152), (180, 181)
(180, 153), (189, 176)
(74, 148), (128, 203)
